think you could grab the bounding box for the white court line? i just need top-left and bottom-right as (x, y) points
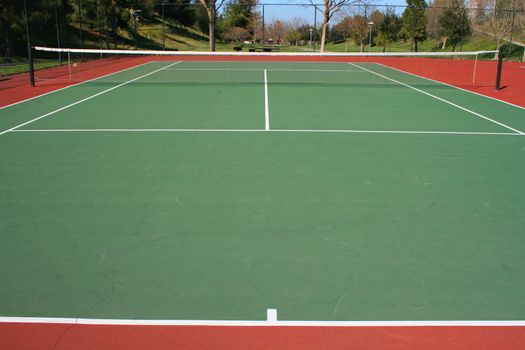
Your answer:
(0, 316), (524, 327)
(267, 309), (278, 322)
(348, 62), (525, 135)
(374, 62), (525, 111)
(0, 62), (181, 137)
(164, 68), (365, 72)
(264, 69), (270, 131)
(10, 129), (523, 136)
(0, 61), (156, 111)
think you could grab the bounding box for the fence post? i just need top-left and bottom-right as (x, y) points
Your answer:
(313, 5), (317, 52)
(54, 0), (62, 65)
(24, 0), (35, 87)
(508, 1), (516, 57)
(262, 5), (265, 45)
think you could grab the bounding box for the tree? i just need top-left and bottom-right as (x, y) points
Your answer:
(314, 0), (359, 52)
(485, 0), (515, 53)
(402, 0), (428, 52)
(224, 25), (249, 43)
(197, 0), (228, 51)
(352, 15), (370, 51)
(518, 8), (525, 40)
(223, 0), (255, 29)
(266, 20), (289, 44)
(336, 1), (375, 52)
(332, 16), (353, 48)
(0, 0), (59, 57)
(439, 0), (471, 50)
(289, 16), (310, 43)
(0, 0), (23, 57)
(426, 0), (448, 43)
(246, 8), (263, 42)
(285, 29), (302, 45)
(377, 7), (402, 51)
(160, 0), (197, 28)
(369, 9), (385, 47)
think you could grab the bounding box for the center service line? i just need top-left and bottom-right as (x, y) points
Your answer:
(264, 69), (270, 131)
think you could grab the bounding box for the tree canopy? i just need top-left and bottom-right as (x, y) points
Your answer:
(402, 0), (428, 52)
(439, 0), (471, 50)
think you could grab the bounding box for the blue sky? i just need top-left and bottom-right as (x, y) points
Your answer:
(259, 0), (408, 24)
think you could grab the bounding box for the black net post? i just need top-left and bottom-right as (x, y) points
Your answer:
(28, 47), (35, 87)
(495, 47), (504, 91)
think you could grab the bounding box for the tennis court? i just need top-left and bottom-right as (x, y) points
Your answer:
(1, 51), (524, 349)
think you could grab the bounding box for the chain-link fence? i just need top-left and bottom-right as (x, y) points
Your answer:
(9, 1), (525, 60)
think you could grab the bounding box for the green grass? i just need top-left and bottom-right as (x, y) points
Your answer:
(0, 59), (62, 77)
(325, 31), (524, 61)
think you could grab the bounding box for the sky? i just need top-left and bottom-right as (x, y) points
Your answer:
(258, 0), (409, 24)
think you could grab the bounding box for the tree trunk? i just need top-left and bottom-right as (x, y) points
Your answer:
(360, 41), (364, 52)
(319, 7), (330, 53)
(441, 36), (447, 50)
(413, 37), (418, 52)
(206, 6), (216, 51)
(320, 22), (329, 52)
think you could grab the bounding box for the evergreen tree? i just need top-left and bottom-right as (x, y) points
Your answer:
(402, 0), (428, 52)
(223, 0), (256, 29)
(160, 0), (196, 28)
(377, 8), (402, 51)
(439, 0), (471, 51)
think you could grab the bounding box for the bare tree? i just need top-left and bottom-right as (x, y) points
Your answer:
(290, 16), (309, 32)
(267, 19), (290, 44)
(518, 9), (525, 38)
(485, 0), (514, 53)
(224, 26), (250, 43)
(312, 0), (367, 52)
(247, 9), (263, 43)
(353, 15), (370, 51)
(339, 1), (375, 51)
(198, 0), (228, 51)
(427, 0), (449, 47)
(332, 16), (353, 50)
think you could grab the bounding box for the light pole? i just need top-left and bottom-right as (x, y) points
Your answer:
(368, 22), (374, 53)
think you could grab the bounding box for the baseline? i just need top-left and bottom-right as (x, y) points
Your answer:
(9, 128), (523, 136)
(0, 316), (524, 327)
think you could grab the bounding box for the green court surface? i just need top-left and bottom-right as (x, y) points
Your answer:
(0, 61), (524, 322)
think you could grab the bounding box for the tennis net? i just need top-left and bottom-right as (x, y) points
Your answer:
(31, 47), (501, 88)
